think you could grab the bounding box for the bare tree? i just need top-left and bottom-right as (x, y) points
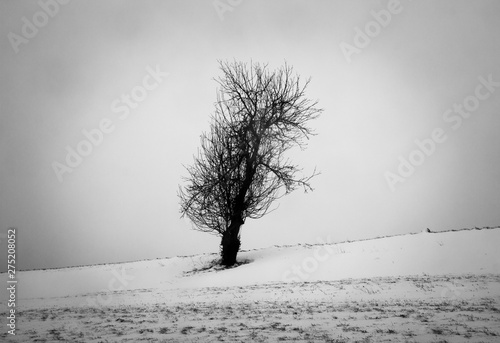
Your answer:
(179, 61), (322, 266)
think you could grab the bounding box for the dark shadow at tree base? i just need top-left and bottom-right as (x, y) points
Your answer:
(184, 258), (252, 276)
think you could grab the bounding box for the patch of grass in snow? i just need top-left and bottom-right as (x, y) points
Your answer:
(180, 325), (194, 334)
(158, 326), (172, 334)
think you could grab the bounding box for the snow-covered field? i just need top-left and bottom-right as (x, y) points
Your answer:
(1, 227), (499, 342)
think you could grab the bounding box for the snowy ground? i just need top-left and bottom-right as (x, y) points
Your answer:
(1, 227), (499, 342)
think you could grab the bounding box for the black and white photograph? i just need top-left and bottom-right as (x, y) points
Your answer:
(1, 0), (500, 342)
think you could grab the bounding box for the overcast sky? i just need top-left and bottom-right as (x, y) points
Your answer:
(1, 0), (499, 271)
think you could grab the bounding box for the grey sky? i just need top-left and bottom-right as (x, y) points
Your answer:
(1, 0), (499, 271)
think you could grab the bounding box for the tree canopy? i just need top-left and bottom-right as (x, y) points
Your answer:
(179, 61), (322, 265)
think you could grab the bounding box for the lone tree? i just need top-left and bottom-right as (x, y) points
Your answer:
(179, 61), (322, 266)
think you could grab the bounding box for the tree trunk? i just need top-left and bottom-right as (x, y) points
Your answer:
(221, 161), (253, 267)
(220, 219), (242, 266)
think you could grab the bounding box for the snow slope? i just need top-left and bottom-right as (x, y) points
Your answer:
(4, 227), (499, 302)
(1, 227), (500, 342)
